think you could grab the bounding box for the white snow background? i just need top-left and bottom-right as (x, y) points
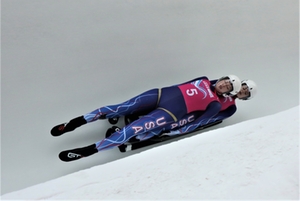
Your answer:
(1, 0), (299, 199)
(1, 106), (299, 200)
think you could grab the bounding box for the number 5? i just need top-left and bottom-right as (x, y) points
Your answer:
(186, 88), (198, 96)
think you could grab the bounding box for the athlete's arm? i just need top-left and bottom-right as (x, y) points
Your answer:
(168, 101), (221, 135)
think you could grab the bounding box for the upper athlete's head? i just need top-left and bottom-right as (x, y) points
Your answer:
(236, 79), (257, 100)
(215, 75), (241, 96)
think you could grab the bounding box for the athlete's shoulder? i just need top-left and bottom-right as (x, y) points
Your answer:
(219, 95), (236, 102)
(185, 76), (209, 83)
(175, 76), (209, 86)
(218, 96), (237, 111)
(210, 79), (218, 85)
(194, 76), (209, 81)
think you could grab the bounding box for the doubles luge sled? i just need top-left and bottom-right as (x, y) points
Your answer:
(58, 115), (222, 162)
(116, 119), (223, 152)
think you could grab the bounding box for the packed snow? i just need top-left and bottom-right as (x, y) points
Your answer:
(1, 106), (299, 200)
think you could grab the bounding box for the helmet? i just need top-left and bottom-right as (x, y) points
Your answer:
(217, 74), (241, 96)
(241, 79), (257, 100)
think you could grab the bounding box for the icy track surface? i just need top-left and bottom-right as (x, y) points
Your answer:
(1, 106), (299, 200)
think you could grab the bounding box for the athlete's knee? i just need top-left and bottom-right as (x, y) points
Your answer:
(83, 109), (106, 122)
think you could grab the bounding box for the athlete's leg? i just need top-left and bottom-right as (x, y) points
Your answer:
(84, 88), (159, 122)
(51, 89), (159, 136)
(94, 109), (175, 152)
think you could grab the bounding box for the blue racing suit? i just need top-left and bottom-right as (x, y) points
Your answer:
(165, 79), (237, 136)
(83, 76), (223, 152)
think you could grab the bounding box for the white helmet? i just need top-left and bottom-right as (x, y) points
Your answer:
(241, 79), (257, 100)
(217, 75), (241, 96)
